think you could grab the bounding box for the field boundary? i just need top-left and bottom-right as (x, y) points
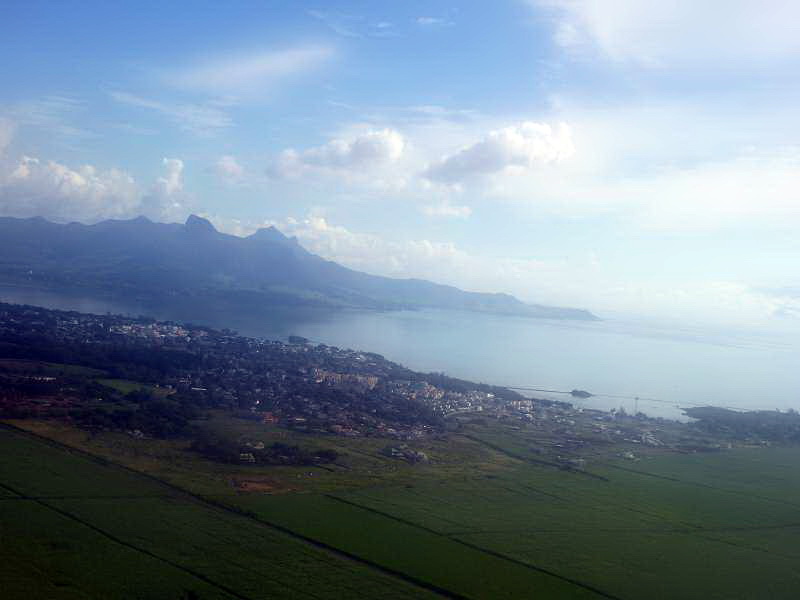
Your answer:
(0, 478), (251, 600)
(601, 461), (800, 509)
(0, 423), (459, 599)
(326, 494), (623, 600)
(461, 433), (611, 481)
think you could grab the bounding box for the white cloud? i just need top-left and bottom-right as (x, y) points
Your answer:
(268, 128), (406, 178)
(155, 158), (183, 196)
(0, 155), (139, 222)
(6, 95), (94, 140)
(141, 158), (189, 222)
(214, 155), (244, 182)
(422, 121), (574, 183)
(263, 214), (476, 282)
(629, 152), (800, 230)
(0, 153), (193, 224)
(206, 212), (800, 324)
(483, 122), (800, 230)
(422, 102), (800, 232)
(212, 213), (565, 300)
(168, 46), (334, 95)
(535, 1), (800, 67)
(109, 91), (232, 136)
(289, 216), (800, 324)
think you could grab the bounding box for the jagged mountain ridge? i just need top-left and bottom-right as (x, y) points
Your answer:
(0, 215), (598, 320)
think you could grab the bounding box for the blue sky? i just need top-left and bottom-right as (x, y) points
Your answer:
(2, 1), (800, 325)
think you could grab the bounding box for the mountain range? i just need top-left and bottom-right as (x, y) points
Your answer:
(0, 215), (597, 320)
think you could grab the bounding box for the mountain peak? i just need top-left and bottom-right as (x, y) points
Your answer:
(185, 214), (216, 234)
(248, 225), (290, 244)
(0, 214), (598, 320)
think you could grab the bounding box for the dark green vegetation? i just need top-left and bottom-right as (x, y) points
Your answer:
(224, 424), (800, 600)
(6, 418), (800, 599)
(685, 405), (800, 442)
(0, 355), (200, 437)
(0, 426), (440, 600)
(191, 423), (339, 465)
(0, 302), (525, 445)
(4, 302), (800, 598)
(0, 214), (597, 319)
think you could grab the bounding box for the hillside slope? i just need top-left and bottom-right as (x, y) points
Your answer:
(0, 215), (597, 320)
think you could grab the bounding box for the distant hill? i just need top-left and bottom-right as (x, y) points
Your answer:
(0, 215), (598, 320)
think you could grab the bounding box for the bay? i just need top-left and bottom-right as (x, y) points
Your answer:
(2, 284), (798, 419)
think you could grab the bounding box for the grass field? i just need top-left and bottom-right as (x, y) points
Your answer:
(95, 378), (172, 397)
(224, 425), (800, 600)
(5, 418), (800, 599)
(0, 426), (441, 599)
(11, 415), (515, 495)
(0, 359), (106, 378)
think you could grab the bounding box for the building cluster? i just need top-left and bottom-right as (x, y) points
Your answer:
(108, 322), (198, 340)
(2, 302), (786, 454)
(0, 303), (511, 439)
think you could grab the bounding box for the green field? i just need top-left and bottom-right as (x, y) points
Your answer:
(5, 420), (800, 599)
(0, 359), (106, 378)
(0, 427), (440, 599)
(225, 430), (800, 600)
(95, 378), (172, 396)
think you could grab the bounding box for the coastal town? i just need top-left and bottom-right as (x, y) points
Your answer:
(0, 302), (510, 439)
(2, 302), (798, 467)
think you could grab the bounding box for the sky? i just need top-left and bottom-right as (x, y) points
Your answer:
(1, 0), (800, 326)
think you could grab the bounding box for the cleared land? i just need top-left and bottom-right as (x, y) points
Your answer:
(5, 418), (800, 599)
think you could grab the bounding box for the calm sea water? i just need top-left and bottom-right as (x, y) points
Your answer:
(2, 285), (799, 419)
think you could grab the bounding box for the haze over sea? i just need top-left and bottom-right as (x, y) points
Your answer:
(3, 284), (798, 421)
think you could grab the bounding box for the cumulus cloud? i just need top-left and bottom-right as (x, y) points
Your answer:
(109, 91), (232, 136)
(268, 128), (406, 178)
(262, 214), (475, 281)
(155, 158), (184, 196)
(0, 155), (139, 222)
(214, 155), (244, 182)
(140, 158), (189, 221)
(210, 213), (563, 300)
(168, 46), (334, 95)
(422, 122), (574, 184)
(535, 0), (800, 67)
(474, 143), (800, 229)
(0, 152), (192, 224)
